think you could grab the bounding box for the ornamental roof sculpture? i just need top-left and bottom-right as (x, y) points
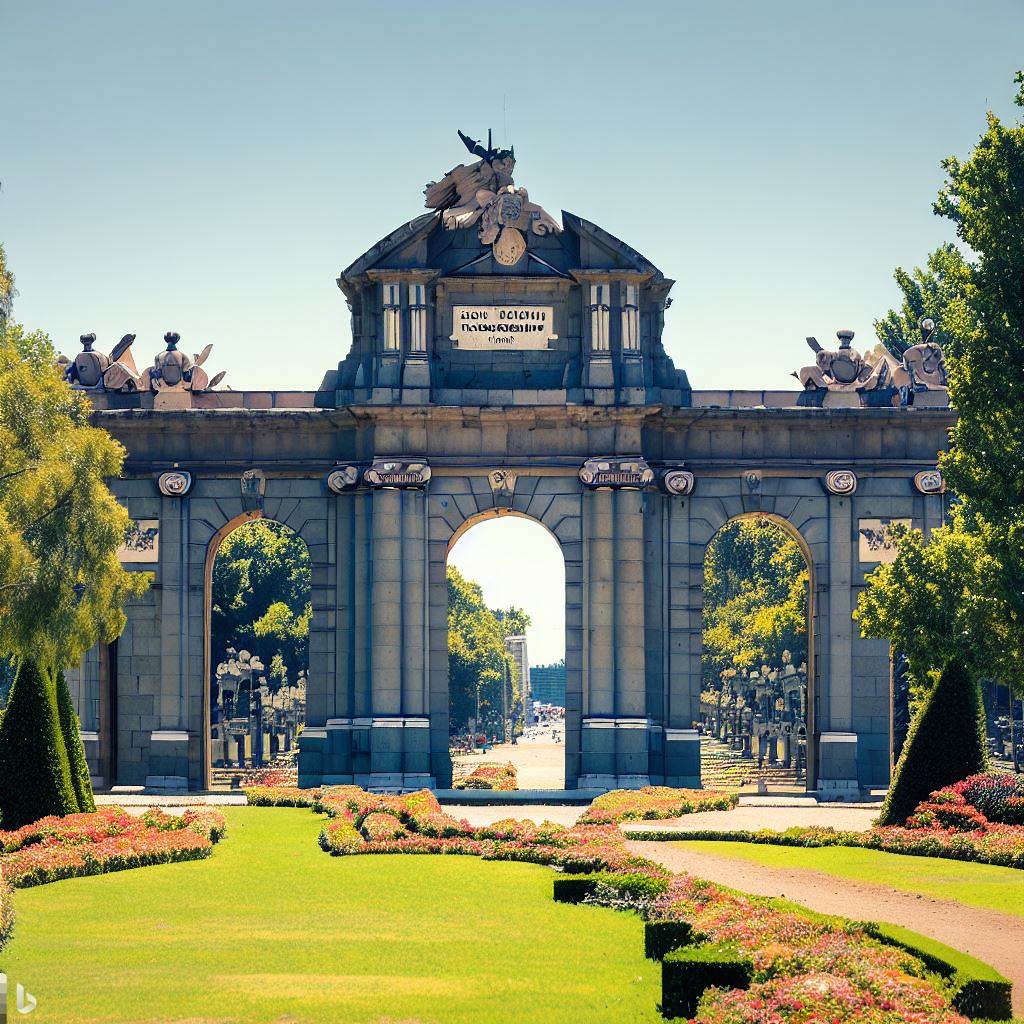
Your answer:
(793, 320), (947, 405)
(423, 129), (560, 266)
(62, 331), (226, 394)
(794, 330), (889, 393)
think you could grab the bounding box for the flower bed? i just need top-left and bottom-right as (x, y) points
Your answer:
(580, 785), (738, 824)
(453, 761), (518, 790)
(307, 784), (972, 1023)
(0, 807), (227, 889)
(631, 774), (1024, 871)
(0, 874), (13, 952)
(244, 785), (321, 807)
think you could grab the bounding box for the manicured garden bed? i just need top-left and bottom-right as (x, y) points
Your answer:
(629, 774), (1024, 871)
(0, 807), (662, 1023)
(0, 806), (226, 890)
(287, 785), (991, 1022)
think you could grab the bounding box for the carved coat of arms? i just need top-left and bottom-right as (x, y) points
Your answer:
(424, 130), (560, 267)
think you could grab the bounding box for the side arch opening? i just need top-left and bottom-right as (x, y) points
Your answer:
(700, 513), (815, 793)
(203, 514), (311, 789)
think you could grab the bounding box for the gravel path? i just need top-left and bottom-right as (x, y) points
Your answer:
(629, 841), (1024, 1014)
(625, 803), (879, 835)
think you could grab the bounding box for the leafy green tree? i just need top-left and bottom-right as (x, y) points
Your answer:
(862, 74), (1024, 686)
(0, 660), (79, 827)
(0, 322), (149, 670)
(873, 243), (968, 360)
(935, 73), (1024, 664)
(447, 566), (525, 736)
(854, 512), (1010, 692)
(211, 519), (311, 686)
(702, 519), (809, 689)
(861, 74), (1024, 811)
(0, 256), (148, 821)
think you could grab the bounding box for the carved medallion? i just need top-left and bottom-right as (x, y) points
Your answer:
(659, 468), (695, 496)
(326, 465), (360, 493)
(913, 469), (946, 494)
(493, 226), (527, 266)
(743, 470), (763, 495)
(364, 459), (431, 489)
(825, 469), (857, 495)
(579, 457), (654, 490)
(157, 470), (193, 496)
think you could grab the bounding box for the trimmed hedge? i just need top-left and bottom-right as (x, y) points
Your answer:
(552, 874), (601, 904)
(644, 920), (696, 961)
(661, 942), (753, 1019)
(56, 669), (96, 814)
(880, 659), (987, 826)
(864, 921), (1012, 1021)
(0, 660), (80, 828)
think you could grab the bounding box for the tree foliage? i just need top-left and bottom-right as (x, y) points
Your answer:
(0, 243), (13, 334)
(861, 73), (1024, 695)
(211, 519), (311, 686)
(854, 512), (1010, 689)
(447, 565), (530, 735)
(873, 242), (969, 359)
(935, 73), (1024, 661)
(702, 518), (809, 688)
(0, 321), (149, 671)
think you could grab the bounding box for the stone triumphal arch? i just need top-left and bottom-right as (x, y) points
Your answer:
(67, 131), (953, 796)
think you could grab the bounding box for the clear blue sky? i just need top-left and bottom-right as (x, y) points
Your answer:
(3, 1), (1023, 392)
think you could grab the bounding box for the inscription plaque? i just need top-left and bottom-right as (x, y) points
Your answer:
(450, 305), (557, 350)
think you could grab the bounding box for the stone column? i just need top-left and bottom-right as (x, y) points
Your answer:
(580, 487), (649, 787)
(365, 486), (432, 788)
(820, 490), (859, 800)
(150, 492), (189, 793)
(613, 489), (649, 783)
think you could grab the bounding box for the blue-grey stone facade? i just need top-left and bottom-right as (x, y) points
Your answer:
(68, 189), (953, 795)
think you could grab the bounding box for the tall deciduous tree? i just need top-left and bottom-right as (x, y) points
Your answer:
(936, 73), (1024, 664)
(0, 323), (150, 669)
(861, 73), (1024, 686)
(0, 270), (147, 823)
(447, 566), (529, 736)
(860, 73), (1024, 815)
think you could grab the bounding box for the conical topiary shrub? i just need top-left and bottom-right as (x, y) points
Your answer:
(878, 658), (987, 826)
(0, 659), (80, 828)
(56, 669), (96, 814)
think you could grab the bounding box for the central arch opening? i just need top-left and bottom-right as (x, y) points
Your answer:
(700, 514), (813, 794)
(446, 511), (566, 791)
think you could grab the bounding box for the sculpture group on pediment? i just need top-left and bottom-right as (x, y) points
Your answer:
(794, 330), (889, 393)
(61, 331), (227, 394)
(793, 319), (948, 404)
(424, 130), (560, 267)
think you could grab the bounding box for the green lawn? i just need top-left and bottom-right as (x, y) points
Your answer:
(0, 807), (660, 1024)
(676, 840), (1024, 917)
